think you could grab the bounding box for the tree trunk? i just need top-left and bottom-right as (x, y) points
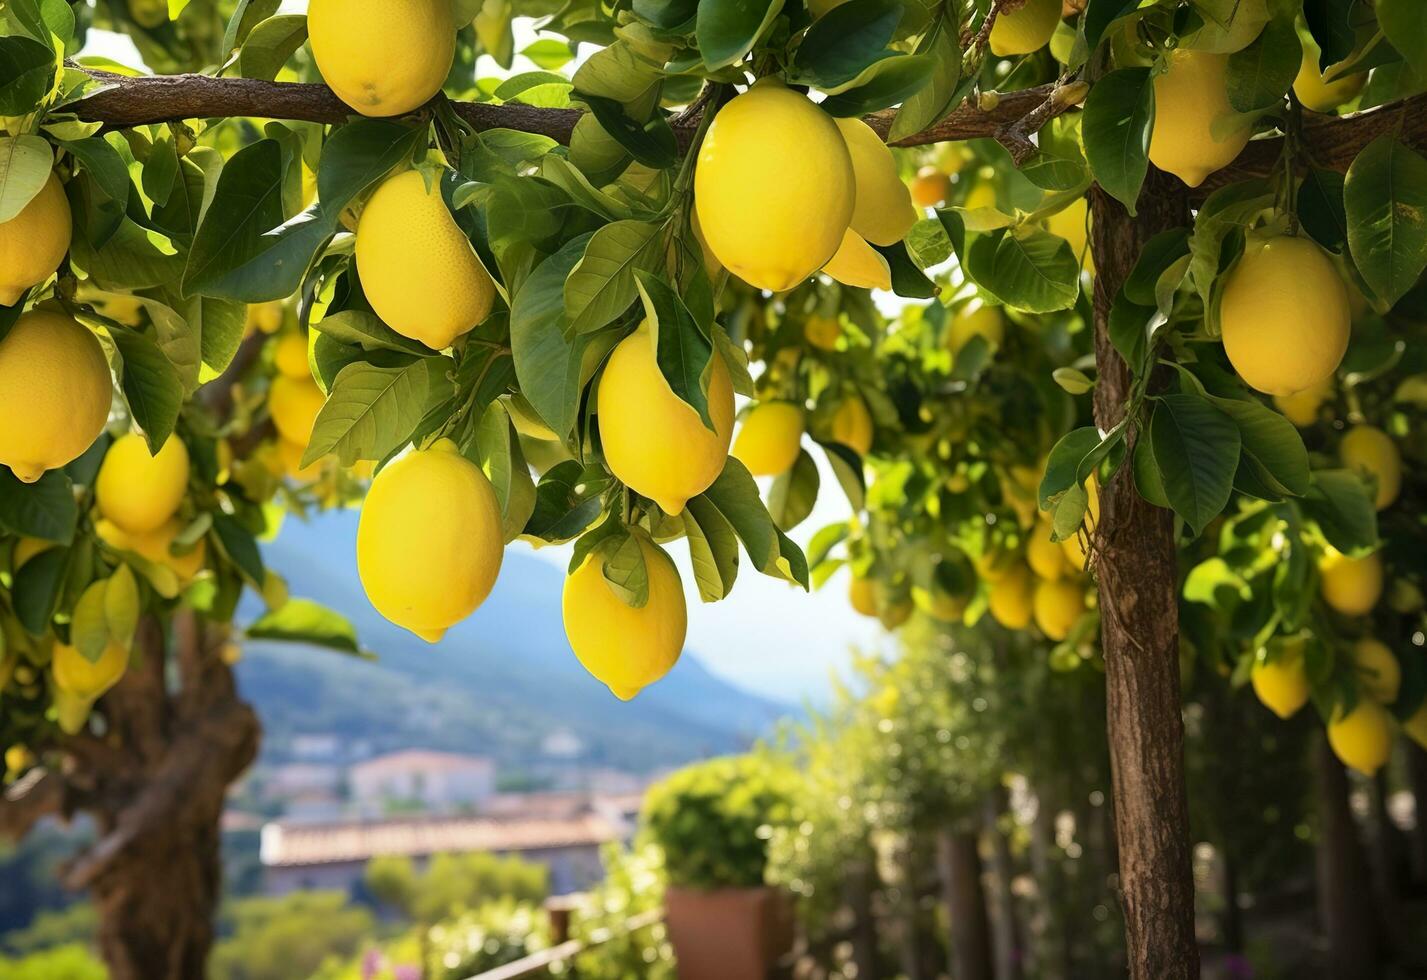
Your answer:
(938, 828), (993, 980)
(1313, 735), (1381, 980)
(1408, 740), (1427, 886)
(982, 791), (1022, 980)
(1088, 178), (1200, 980)
(1026, 786), (1068, 980)
(1219, 846), (1243, 955)
(843, 858), (880, 980)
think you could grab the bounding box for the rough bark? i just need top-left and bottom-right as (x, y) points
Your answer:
(938, 829), (994, 980)
(1313, 736), (1381, 980)
(981, 791), (1022, 980)
(1088, 175), (1200, 980)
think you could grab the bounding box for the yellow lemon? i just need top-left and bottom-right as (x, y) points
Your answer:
(1220, 235), (1350, 396)
(1339, 425), (1401, 511)
(822, 229), (892, 290)
(975, 547), (1015, 584)
(52, 639), (129, 701)
(1319, 549), (1383, 617)
(1148, 49), (1253, 188)
(1353, 638), (1400, 704)
(598, 323), (734, 515)
(880, 598), (913, 631)
(308, 0), (455, 117)
(277, 437), (326, 482)
(1327, 700), (1393, 776)
(835, 117), (918, 247)
(1273, 379), (1332, 427)
(1404, 701), (1427, 752)
(1046, 196), (1093, 270)
(695, 80), (855, 291)
(357, 439), (504, 642)
(910, 166), (953, 208)
(1027, 523), (1069, 581)
(356, 170), (496, 350)
(1250, 642), (1310, 719)
(964, 181), (998, 211)
(1033, 577), (1083, 641)
(804, 315), (841, 351)
(562, 534), (687, 700)
(989, 0), (1062, 56)
(95, 434), (190, 535)
(274, 333), (311, 379)
(948, 301), (1005, 352)
(989, 565), (1036, 630)
(269, 374), (326, 446)
(733, 402), (805, 476)
(912, 585), (966, 624)
(1294, 37), (1366, 113)
(127, 0), (168, 28)
(246, 301), (284, 335)
(0, 173), (71, 307)
(98, 518), (207, 583)
(849, 575), (878, 617)
(830, 395), (874, 456)
(0, 311), (111, 483)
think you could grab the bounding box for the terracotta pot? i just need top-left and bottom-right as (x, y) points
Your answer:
(664, 885), (794, 980)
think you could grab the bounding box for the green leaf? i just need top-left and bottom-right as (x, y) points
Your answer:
(473, 403), (537, 544)
(564, 219), (663, 334)
(965, 227), (1080, 313)
(0, 135), (51, 222)
(313, 310), (431, 356)
(1344, 135), (1427, 307)
(221, 0), (281, 56)
(211, 513), (265, 586)
(682, 495), (740, 602)
(1040, 426), (1104, 509)
(696, 0), (785, 70)
(1302, 0), (1356, 71)
(1187, 179), (1274, 309)
(104, 564), (140, 650)
(819, 54), (934, 117)
(601, 529), (650, 608)
(0, 468), (76, 542)
(12, 546), (68, 636)
(108, 326), (184, 450)
(59, 135), (130, 208)
(821, 441), (865, 510)
(576, 95), (677, 169)
(317, 120), (425, 219)
(238, 14), (308, 81)
(1225, 17), (1300, 113)
(305, 358), (450, 467)
(697, 459), (783, 579)
(70, 579), (110, 663)
(768, 449), (819, 531)
(1124, 228), (1191, 306)
(511, 233), (601, 441)
(1210, 396), (1311, 499)
(1298, 168), (1348, 253)
(888, 17), (962, 141)
(1149, 393), (1241, 535)
(1379, 0), (1427, 77)
(634, 270), (714, 428)
(0, 36), (56, 115)
(793, 0), (903, 89)
(1082, 68), (1153, 214)
(1082, 0), (1141, 51)
(525, 461), (611, 542)
(521, 39), (575, 70)
(872, 240), (938, 299)
(247, 599), (367, 656)
(1301, 469), (1379, 554)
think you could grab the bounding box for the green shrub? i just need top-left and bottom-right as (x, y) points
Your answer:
(0, 944), (104, 980)
(573, 844), (674, 980)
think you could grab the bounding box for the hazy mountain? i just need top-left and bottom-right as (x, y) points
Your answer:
(233, 507), (791, 773)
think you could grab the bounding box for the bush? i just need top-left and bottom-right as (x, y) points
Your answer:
(573, 844), (674, 980)
(209, 891), (374, 980)
(0, 944), (105, 980)
(640, 754), (798, 890)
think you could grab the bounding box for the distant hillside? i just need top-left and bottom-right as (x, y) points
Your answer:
(234, 507), (791, 772)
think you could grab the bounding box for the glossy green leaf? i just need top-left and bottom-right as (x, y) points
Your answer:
(1081, 68), (1152, 214)
(247, 599), (367, 657)
(1345, 135), (1427, 307)
(1149, 393), (1240, 535)
(304, 357), (452, 467)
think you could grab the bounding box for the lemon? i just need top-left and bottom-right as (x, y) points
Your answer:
(1294, 37), (1366, 113)
(912, 585), (966, 623)
(1219, 235), (1350, 396)
(97, 518), (207, 583)
(1339, 425), (1400, 511)
(1327, 699), (1393, 776)
(975, 547), (1015, 584)
(598, 323), (734, 515)
(308, 0), (455, 117)
(357, 439), (504, 642)
(822, 229), (892, 291)
(52, 639), (129, 701)
(1046, 196), (1093, 271)
(95, 294), (144, 326)
(274, 333), (311, 379)
(127, 0), (168, 27)
(1027, 522), (1069, 581)
(0, 173), (72, 307)
(246, 301), (284, 335)
(95, 434), (190, 535)
(829, 394), (874, 456)
(0, 311), (111, 483)
(989, 565), (1036, 630)
(910, 167), (952, 208)
(880, 598), (913, 630)
(1273, 379), (1332, 427)
(989, 0), (1061, 56)
(849, 575), (878, 617)
(269, 374), (326, 446)
(1353, 638), (1400, 704)
(1319, 549), (1383, 617)
(804, 315), (841, 351)
(562, 534), (687, 700)
(948, 301), (1005, 352)
(964, 181), (998, 211)
(835, 117), (918, 247)
(356, 170), (496, 350)
(1405, 701), (1427, 752)
(277, 437), (327, 482)
(733, 402), (805, 476)
(695, 80), (855, 291)
(1033, 577), (1083, 641)
(1251, 643), (1311, 719)
(1148, 49), (1253, 188)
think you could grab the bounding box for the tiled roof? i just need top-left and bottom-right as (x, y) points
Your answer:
(260, 813), (619, 867)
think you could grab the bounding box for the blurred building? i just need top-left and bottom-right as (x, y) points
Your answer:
(349, 750), (496, 814)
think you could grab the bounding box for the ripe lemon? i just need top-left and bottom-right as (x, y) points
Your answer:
(1353, 638), (1400, 704)
(912, 585), (966, 623)
(849, 575), (878, 617)
(948, 301), (1005, 352)
(1251, 643), (1311, 719)
(307, 0), (455, 117)
(733, 402), (805, 476)
(1219, 235), (1350, 396)
(1033, 578), (1083, 641)
(989, 565), (1036, 630)
(822, 229), (892, 291)
(694, 80), (855, 291)
(1273, 379), (1332, 427)
(1149, 49), (1253, 188)
(1027, 522), (1069, 581)
(910, 167), (952, 208)
(97, 518), (207, 583)
(52, 639), (129, 701)
(0, 173), (72, 307)
(835, 117), (918, 247)
(829, 394), (874, 456)
(274, 333), (311, 379)
(563, 534), (687, 700)
(989, 0), (1061, 56)
(356, 171), (496, 350)
(96, 433), (190, 535)
(246, 301), (284, 335)
(0, 311), (111, 483)
(804, 315), (841, 351)
(1405, 701), (1427, 752)
(1294, 36), (1366, 113)
(1046, 196), (1093, 271)
(357, 439), (504, 642)
(598, 323), (733, 515)
(880, 598), (913, 630)
(1319, 549), (1383, 617)
(269, 374), (326, 446)
(964, 181), (998, 211)
(1339, 425), (1400, 511)
(1327, 699), (1393, 776)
